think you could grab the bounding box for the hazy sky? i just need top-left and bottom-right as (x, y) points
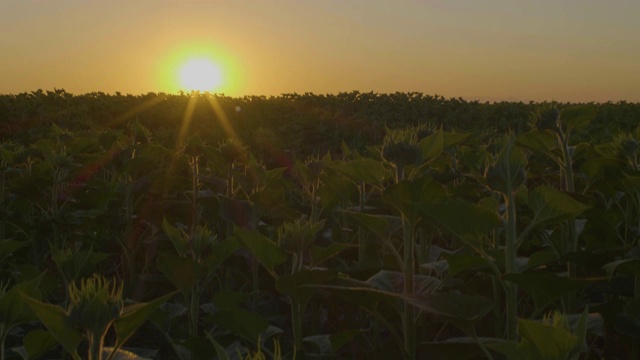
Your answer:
(1, 0), (639, 102)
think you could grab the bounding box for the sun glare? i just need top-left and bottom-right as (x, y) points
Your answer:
(177, 58), (223, 92)
(158, 42), (240, 95)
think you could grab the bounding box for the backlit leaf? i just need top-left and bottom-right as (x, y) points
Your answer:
(233, 226), (287, 279)
(418, 130), (444, 162)
(14, 329), (57, 360)
(517, 130), (558, 154)
(528, 186), (588, 227)
(333, 158), (388, 185)
(486, 135), (527, 194)
(112, 291), (177, 351)
(21, 294), (82, 359)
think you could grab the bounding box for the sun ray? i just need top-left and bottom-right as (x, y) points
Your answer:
(207, 96), (237, 140)
(176, 94), (198, 151)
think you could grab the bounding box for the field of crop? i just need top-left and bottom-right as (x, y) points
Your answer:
(1, 90), (640, 359)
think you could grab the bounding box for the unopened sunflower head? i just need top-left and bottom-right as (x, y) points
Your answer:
(381, 127), (421, 170)
(67, 274), (124, 335)
(218, 138), (248, 166)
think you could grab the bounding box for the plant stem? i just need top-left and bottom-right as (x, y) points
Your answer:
(1, 326), (6, 360)
(190, 155), (200, 232)
(560, 132), (578, 310)
(491, 275), (503, 338)
(291, 299), (303, 359)
(0, 170), (5, 242)
(189, 284), (200, 336)
(504, 190), (518, 342)
(252, 255), (259, 311)
(358, 180), (366, 264)
(226, 163), (234, 237)
(402, 218), (416, 359)
(87, 332), (104, 360)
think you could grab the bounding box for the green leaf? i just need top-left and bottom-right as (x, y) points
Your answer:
(367, 270), (440, 296)
(218, 195), (255, 226)
(157, 252), (203, 295)
(603, 258), (640, 278)
(207, 335), (233, 360)
(311, 277), (395, 310)
(621, 174), (640, 193)
(202, 238), (240, 272)
(318, 171), (358, 205)
(383, 175), (446, 224)
(517, 130), (558, 154)
(347, 212), (394, 240)
(488, 314), (585, 360)
(276, 269), (337, 306)
(211, 291), (248, 311)
(486, 341), (524, 360)
(176, 335), (218, 360)
(418, 129), (444, 162)
(561, 104), (597, 130)
(103, 347), (154, 360)
(0, 239), (28, 263)
(445, 254), (493, 277)
(278, 219), (325, 254)
(422, 337), (505, 360)
(525, 251), (559, 271)
(626, 298), (640, 321)
(580, 157), (627, 186)
(20, 294), (82, 359)
(162, 218), (188, 257)
(310, 243), (357, 267)
(421, 199), (501, 242)
(52, 248), (111, 283)
(486, 135), (527, 194)
(210, 309), (269, 343)
(517, 317), (580, 360)
(613, 313), (640, 339)
(113, 291), (177, 351)
(234, 226), (287, 279)
(333, 158), (388, 185)
(303, 330), (361, 355)
(502, 273), (589, 311)
(571, 308), (590, 357)
(442, 132), (470, 148)
(17, 329), (58, 360)
(527, 186), (589, 227)
(401, 292), (493, 335)
(0, 275), (44, 328)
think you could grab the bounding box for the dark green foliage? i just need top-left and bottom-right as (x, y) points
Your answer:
(1, 90), (639, 359)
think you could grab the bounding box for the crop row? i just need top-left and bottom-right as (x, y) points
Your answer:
(0, 96), (639, 359)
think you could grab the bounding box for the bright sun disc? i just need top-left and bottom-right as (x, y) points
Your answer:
(178, 58), (223, 92)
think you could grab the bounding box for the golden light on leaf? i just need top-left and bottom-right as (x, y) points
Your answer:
(177, 57), (223, 92)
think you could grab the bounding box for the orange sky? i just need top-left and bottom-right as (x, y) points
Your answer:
(1, 0), (639, 102)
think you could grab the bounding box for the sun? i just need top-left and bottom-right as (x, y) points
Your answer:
(177, 57), (224, 92)
(158, 42), (240, 95)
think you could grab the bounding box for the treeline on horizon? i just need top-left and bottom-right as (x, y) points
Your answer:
(1, 88), (639, 161)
